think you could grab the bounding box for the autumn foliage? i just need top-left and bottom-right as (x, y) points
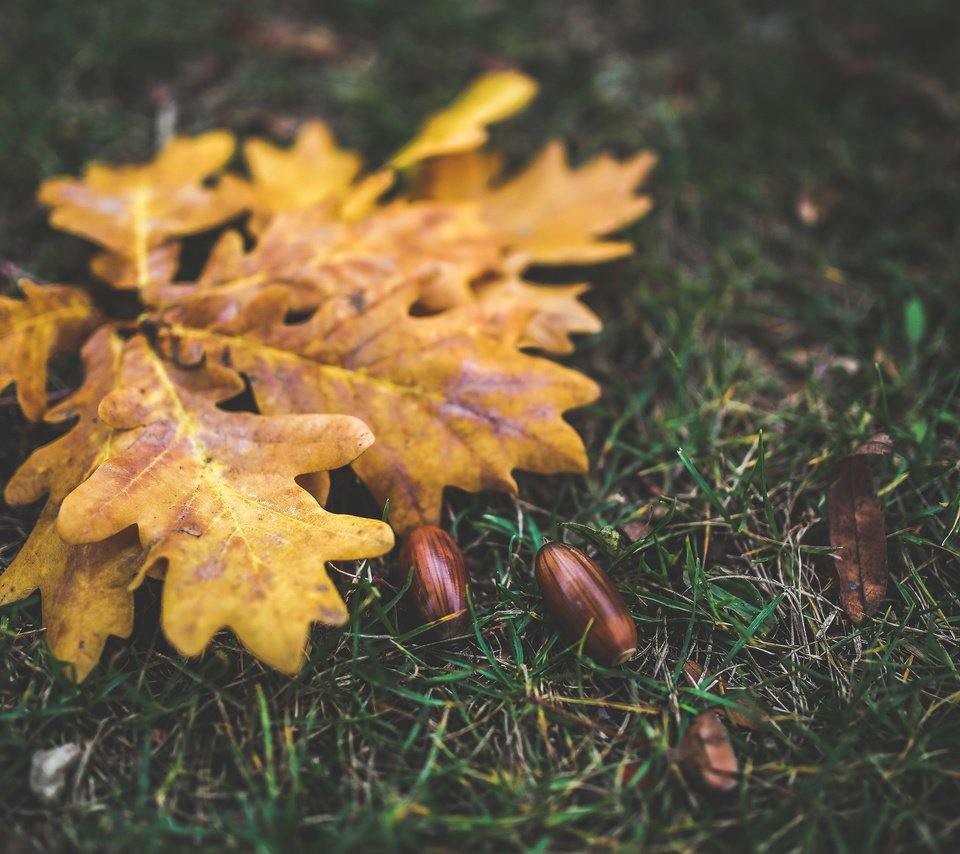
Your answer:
(0, 71), (655, 679)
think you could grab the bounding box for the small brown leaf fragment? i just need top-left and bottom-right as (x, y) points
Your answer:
(826, 440), (889, 623)
(723, 694), (763, 731)
(682, 659), (705, 687)
(619, 760), (654, 790)
(679, 660), (765, 729)
(240, 17), (342, 60)
(680, 711), (739, 793)
(621, 519), (652, 543)
(851, 433), (893, 458)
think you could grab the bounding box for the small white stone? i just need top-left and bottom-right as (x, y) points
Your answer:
(29, 743), (82, 804)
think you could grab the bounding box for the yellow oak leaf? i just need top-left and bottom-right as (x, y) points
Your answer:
(38, 132), (247, 290)
(170, 277), (599, 535)
(1, 328), (145, 680)
(390, 70), (538, 168)
(56, 336), (395, 673)
(413, 149), (504, 200)
(244, 120), (363, 230)
(147, 202), (499, 326)
(90, 242), (181, 290)
(418, 142), (657, 264)
(0, 279), (102, 421)
(337, 170), (395, 222)
(353, 202), (499, 310)
(474, 278), (602, 355)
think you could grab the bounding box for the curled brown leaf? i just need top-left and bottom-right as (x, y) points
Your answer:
(680, 710), (739, 793)
(826, 435), (890, 623)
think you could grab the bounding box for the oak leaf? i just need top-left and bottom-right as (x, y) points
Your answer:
(418, 142), (657, 264)
(243, 120), (363, 230)
(390, 70), (538, 168)
(473, 277), (602, 355)
(1, 329), (144, 679)
(144, 201), (499, 326)
(0, 279), (102, 421)
(56, 335), (395, 672)
(38, 132), (246, 290)
(166, 276), (599, 535)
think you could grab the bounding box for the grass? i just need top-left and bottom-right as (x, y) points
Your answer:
(2, 0), (959, 850)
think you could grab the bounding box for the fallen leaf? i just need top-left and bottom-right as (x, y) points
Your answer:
(1, 329), (144, 680)
(57, 336), (395, 672)
(682, 659), (705, 686)
(413, 149), (504, 200)
(418, 142), (656, 265)
(680, 659), (765, 730)
(680, 710), (739, 792)
(90, 242), (181, 290)
(620, 760), (654, 790)
(0, 279), (102, 421)
(38, 133), (247, 290)
(243, 121), (363, 229)
(390, 70), (538, 168)
(146, 202), (499, 325)
(240, 17), (342, 60)
(171, 277), (599, 535)
(722, 693), (763, 731)
(474, 277), (601, 354)
(29, 743), (82, 804)
(826, 435), (890, 623)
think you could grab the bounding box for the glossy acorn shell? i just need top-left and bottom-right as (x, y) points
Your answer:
(534, 541), (637, 665)
(398, 526), (469, 639)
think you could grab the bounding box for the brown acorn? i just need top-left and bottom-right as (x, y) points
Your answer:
(534, 541), (637, 665)
(398, 526), (469, 639)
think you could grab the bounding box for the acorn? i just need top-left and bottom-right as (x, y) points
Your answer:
(398, 526), (470, 639)
(534, 541), (637, 665)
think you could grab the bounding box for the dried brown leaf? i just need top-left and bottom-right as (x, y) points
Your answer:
(680, 710), (739, 793)
(826, 439), (890, 623)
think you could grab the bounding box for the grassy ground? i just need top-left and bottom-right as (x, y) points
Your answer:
(2, 0), (959, 850)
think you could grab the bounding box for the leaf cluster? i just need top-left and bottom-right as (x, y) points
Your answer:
(0, 72), (655, 678)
